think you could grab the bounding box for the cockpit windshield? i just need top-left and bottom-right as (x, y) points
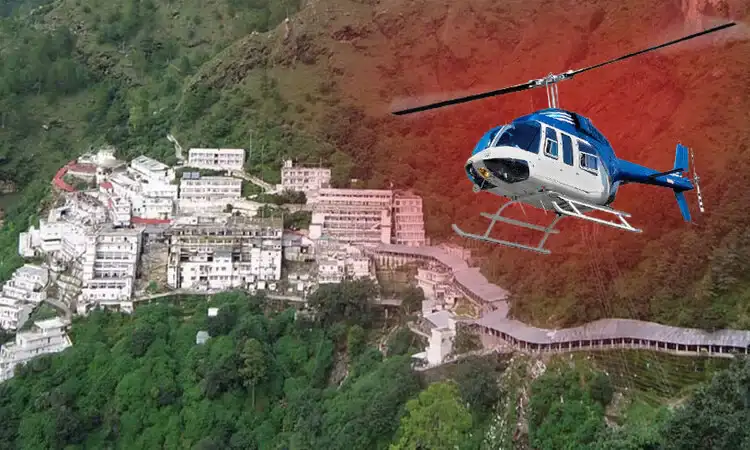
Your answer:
(487, 122), (541, 154)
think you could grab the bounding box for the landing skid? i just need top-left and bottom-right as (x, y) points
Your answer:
(452, 192), (642, 254)
(548, 193), (641, 233)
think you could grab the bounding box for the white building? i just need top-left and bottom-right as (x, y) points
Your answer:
(129, 155), (175, 184)
(0, 318), (72, 382)
(79, 228), (143, 307)
(166, 216), (283, 290)
(0, 299), (32, 331)
(411, 311), (457, 367)
(108, 171), (177, 220)
(416, 265), (461, 314)
(279, 159), (331, 194)
(314, 239), (374, 284)
(179, 175), (242, 202)
(3, 265), (49, 305)
(18, 195), (107, 261)
(281, 231), (315, 262)
(392, 192), (427, 247)
(0, 264), (49, 331)
(187, 148), (245, 172)
(108, 195), (132, 227)
(306, 188), (427, 246)
(309, 189), (393, 243)
(318, 258), (345, 284)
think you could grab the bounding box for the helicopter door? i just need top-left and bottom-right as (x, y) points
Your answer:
(574, 140), (607, 198)
(537, 125), (561, 185)
(538, 125), (580, 191)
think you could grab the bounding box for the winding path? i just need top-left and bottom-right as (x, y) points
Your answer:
(364, 244), (750, 359)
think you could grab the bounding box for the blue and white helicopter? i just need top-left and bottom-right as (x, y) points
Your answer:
(392, 22), (735, 254)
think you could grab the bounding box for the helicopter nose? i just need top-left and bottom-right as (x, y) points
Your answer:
(481, 158), (530, 184)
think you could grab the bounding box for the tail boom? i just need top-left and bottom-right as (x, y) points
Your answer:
(613, 143), (696, 222)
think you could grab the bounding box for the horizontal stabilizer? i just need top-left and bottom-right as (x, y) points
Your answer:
(674, 143), (689, 174)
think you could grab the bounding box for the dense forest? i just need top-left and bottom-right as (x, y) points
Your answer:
(0, 287), (749, 449)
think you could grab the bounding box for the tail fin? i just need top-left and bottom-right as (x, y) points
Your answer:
(673, 143), (692, 222)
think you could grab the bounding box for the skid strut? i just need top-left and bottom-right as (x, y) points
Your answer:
(453, 192), (642, 254)
(548, 193), (642, 233)
(452, 198), (564, 255)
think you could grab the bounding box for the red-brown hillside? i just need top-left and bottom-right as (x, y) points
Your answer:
(273, 0), (750, 327)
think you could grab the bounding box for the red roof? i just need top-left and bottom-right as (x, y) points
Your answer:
(67, 163), (97, 174)
(52, 165), (74, 192)
(131, 217), (171, 225)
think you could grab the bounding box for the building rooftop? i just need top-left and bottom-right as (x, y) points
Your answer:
(33, 317), (70, 330)
(171, 215), (283, 230)
(132, 155), (170, 172)
(188, 148), (245, 154)
(369, 244), (509, 304)
(15, 264), (48, 281)
(424, 310), (455, 330)
(473, 310), (750, 348)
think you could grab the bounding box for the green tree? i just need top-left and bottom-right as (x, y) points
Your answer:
(452, 326), (482, 355)
(659, 358), (750, 450)
(453, 356), (503, 417)
(347, 324), (366, 358)
(400, 286), (424, 314)
(390, 381), (473, 450)
(238, 338), (267, 407)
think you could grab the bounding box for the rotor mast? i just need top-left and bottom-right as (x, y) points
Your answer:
(538, 72), (569, 109)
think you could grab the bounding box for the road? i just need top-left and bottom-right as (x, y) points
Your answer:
(133, 288), (402, 307)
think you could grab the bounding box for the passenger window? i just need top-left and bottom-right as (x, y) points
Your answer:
(580, 152), (599, 174)
(561, 134), (574, 166)
(543, 127), (558, 159)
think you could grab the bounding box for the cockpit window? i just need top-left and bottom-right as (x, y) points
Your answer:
(490, 123), (541, 154)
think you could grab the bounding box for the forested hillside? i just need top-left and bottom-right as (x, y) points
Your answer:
(1, 288), (749, 449)
(0, 0), (749, 330)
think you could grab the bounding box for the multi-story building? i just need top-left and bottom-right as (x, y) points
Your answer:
(0, 318), (72, 382)
(166, 215), (283, 290)
(108, 195), (132, 227)
(307, 188), (428, 246)
(79, 228), (143, 306)
(129, 155), (175, 184)
(0, 297), (32, 331)
(18, 195), (106, 260)
(187, 148), (245, 171)
(179, 175), (242, 202)
(0, 265), (49, 330)
(108, 171), (177, 220)
(416, 265), (461, 314)
(392, 192), (427, 246)
(314, 239), (374, 284)
(309, 189), (394, 243)
(279, 159), (331, 194)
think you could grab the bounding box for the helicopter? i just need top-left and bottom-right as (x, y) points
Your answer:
(392, 22), (735, 255)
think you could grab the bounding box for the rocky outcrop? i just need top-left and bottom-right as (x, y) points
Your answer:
(0, 180), (16, 194)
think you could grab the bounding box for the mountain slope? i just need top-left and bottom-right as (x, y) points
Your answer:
(1, 0), (749, 328)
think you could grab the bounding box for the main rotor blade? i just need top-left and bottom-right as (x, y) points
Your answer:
(391, 80), (535, 116)
(569, 21), (736, 77)
(390, 21), (736, 116)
